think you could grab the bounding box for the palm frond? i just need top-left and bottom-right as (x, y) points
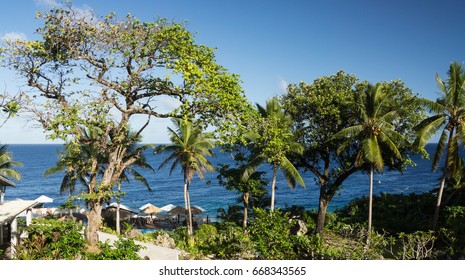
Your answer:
(378, 130), (403, 160)
(0, 169), (22, 180)
(280, 157), (305, 189)
(418, 97), (446, 115)
(333, 124), (364, 140)
(447, 133), (460, 177)
(432, 129), (449, 171)
(414, 115), (446, 149)
(359, 136), (383, 171)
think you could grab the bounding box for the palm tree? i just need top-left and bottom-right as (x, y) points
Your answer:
(0, 144), (22, 203)
(414, 61), (465, 230)
(245, 98), (305, 211)
(45, 129), (154, 234)
(218, 163), (268, 229)
(335, 83), (406, 234)
(156, 118), (215, 235)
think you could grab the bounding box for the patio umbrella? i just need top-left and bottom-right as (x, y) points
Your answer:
(167, 205), (187, 215)
(168, 205), (204, 215)
(160, 204), (176, 212)
(35, 195), (54, 204)
(141, 204), (163, 215)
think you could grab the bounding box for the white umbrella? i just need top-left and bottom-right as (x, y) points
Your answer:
(107, 202), (138, 213)
(160, 204), (176, 212)
(141, 204), (163, 215)
(35, 195), (53, 203)
(192, 205), (206, 212)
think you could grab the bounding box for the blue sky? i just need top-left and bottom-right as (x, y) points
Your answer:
(1, 0), (464, 143)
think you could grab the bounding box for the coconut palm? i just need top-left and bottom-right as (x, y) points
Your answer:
(156, 118), (215, 235)
(0, 144), (22, 202)
(45, 128), (154, 234)
(218, 163), (268, 229)
(244, 98), (305, 211)
(414, 61), (465, 230)
(335, 83), (406, 234)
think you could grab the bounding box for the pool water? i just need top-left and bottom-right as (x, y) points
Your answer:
(138, 228), (156, 234)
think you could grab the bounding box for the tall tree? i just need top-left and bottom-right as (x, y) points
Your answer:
(414, 61), (465, 230)
(334, 83), (408, 235)
(283, 72), (423, 234)
(2, 4), (251, 245)
(283, 71), (360, 234)
(45, 128), (154, 234)
(156, 118), (215, 235)
(217, 145), (268, 230)
(245, 97), (305, 211)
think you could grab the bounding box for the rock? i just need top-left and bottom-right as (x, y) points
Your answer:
(125, 229), (142, 238)
(155, 232), (176, 249)
(290, 219), (308, 236)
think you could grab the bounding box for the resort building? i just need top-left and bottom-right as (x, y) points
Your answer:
(0, 175), (37, 259)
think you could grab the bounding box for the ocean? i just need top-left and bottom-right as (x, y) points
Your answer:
(4, 144), (440, 217)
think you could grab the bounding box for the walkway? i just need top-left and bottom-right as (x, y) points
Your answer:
(96, 231), (179, 260)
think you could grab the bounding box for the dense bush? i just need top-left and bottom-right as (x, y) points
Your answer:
(85, 237), (142, 260)
(211, 222), (254, 259)
(336, 192), (436, 234)
(13, 217), (143, 260)
(248, 208), (297, 260)
(436, 206), (465, 258)
(14, 218), (86, 260)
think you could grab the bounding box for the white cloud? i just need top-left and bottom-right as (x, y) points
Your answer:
(34, 0), (59, 8)
(1, 32), (27, 41)
(278, 76), (288, 94)
(35, 0), (95, 22)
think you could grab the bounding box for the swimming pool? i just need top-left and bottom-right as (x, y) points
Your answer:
(138, 228), (156, 234)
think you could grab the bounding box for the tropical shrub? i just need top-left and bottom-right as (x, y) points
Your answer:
(14, 218), (85, 260)
(85, 237), (142, 260)
(437, 206), (465, 258)
(248, 208), (297, 260)
(386, 231), (436, 260)
(211, 222), (254, 260)
(194, 224), (217, 251)
(336, 192), (436, 234)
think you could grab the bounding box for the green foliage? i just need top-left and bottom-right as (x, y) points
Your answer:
(437, 206), (465, 257)
(3, 2), (252, 245)
(386, 231), (436, 260)
(59, 198), (77, 210)
(217, 159), (269, 227)
(0, 93), (22, 128)
(414, 62), (465, 229)
(211, 223), (254, 259)
(248, 208), (296, 259)
(85, 237), (142, 260)
(168, 226), (190, 251)
(0, 144), (23, 181)
(336, 192), (436, 234)
(1, 100), (20, 117)
(156, 118), (215, 235)
(14, 218), (86, 260)
(244, 98), (305, 211)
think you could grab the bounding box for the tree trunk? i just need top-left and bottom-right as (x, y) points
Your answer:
(270, 163), (277, 212)
(187, 185), (193, 235)
(433, 176), (446, 230)
(86, 202), (103, 246)
(242, 191), (249, 230)
(316, 191), (329, 234)
(368, 164), (374, 235)
(183, 174), (193, 235)
(433, 128), (455, 230)
(116, 184), (121, 235)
